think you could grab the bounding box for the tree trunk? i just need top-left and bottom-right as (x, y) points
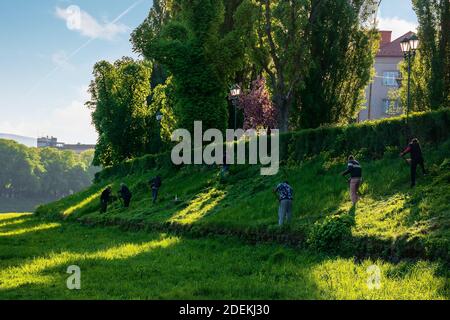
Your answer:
(275, 94), (289, 133)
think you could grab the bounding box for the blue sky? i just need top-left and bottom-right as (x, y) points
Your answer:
(0, 0), (417, 144)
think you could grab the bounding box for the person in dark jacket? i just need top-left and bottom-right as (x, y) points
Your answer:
(100, 186), (112, 213)
(400, 138), (427, 187)
(341, 156), (363, 206)
(273, 181), (294, 226)
(118, 183), (132, 208)
(150, 176), (162, 204)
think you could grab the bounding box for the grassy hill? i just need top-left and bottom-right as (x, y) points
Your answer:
(35, 110), (450, 263)
(35, 137), (450, 261)
(2, 110), (448, 299)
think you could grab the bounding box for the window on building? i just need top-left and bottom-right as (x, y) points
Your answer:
(383, 71), (400, 86)
(383, 99), (402, 115)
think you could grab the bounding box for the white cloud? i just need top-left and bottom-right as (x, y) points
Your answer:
(50, 100), (97, 144)
(0, 86), (98, 144)
(55, 5), (128, 40)
(378, 16), (418, 40)
(0, 121), (35, 138)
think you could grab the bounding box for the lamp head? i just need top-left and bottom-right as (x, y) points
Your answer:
(409, 34), (419, 51)
(400, 37), (410, 54)
(229, 84), (241, 98)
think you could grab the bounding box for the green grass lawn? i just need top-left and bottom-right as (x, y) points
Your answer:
(0, 213), (448, 300)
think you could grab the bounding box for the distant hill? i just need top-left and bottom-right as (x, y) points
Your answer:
(0, 133), (36, 147)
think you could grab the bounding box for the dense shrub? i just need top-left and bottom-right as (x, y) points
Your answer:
(94, 151), (176, 182)
(285, 109), (450, 163)
(307, 213), (355, 254)
(95, 109), (450, 182)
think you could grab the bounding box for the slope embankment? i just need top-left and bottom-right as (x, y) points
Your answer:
(36, 109), (450, 263)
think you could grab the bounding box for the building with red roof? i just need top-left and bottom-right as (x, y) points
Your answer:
(358, 31), (415, 121)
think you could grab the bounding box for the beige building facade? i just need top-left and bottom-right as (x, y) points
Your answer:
(358, 31), (414, 122)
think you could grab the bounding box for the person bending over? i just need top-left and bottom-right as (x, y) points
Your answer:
(118, 183), (132, 208)
(273, 181), (294, 226)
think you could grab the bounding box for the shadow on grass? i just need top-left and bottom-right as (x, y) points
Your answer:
(0, 216), (327, 300)
(1, 214), (448, 300)
(0, 213), (33, 225)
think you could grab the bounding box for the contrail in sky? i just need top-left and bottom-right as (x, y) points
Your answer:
(25, 0), (146, 97)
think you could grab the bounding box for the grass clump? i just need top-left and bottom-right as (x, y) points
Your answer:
(307, 212), (356, 254)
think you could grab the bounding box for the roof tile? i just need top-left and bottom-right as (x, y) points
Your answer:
(377, 31), (415, 57)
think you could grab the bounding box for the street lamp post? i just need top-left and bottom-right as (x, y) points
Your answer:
(400, 34), (419, 124)
(229, 84), (242, 131)
(156, 111), (163, 152)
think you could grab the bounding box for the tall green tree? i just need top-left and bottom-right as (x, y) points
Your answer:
(131, 0), (178, 87)
(403, 0), (450, 110)
(236, 0), (378, 131)
(236, 0), (310, 132)
(398, 51), (429, 112)
(140, 0), (245, 133)
(150, 76), (178, 143)
(297, 0), (378, 128)
(133, 0), (250, 132)
(86, 58), (153, 166)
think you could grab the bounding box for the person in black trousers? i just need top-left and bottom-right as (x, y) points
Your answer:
(400, 138), (427, 187)
(100, 186), (112, 213)
(150, 176), (162, 204)
(118, 183), (132, 208)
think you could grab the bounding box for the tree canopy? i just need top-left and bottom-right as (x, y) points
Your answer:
(234, 0), (379, 131)
(400, 0), (450, 111)
(86, 58), (154, 166)
(137, 0), (245, 134)
(84, 0), (447, 164)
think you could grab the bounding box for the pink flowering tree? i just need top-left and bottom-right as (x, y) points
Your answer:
(238, 77), (278, 131)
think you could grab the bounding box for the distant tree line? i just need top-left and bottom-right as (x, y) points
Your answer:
(0, 139), (97, 199)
